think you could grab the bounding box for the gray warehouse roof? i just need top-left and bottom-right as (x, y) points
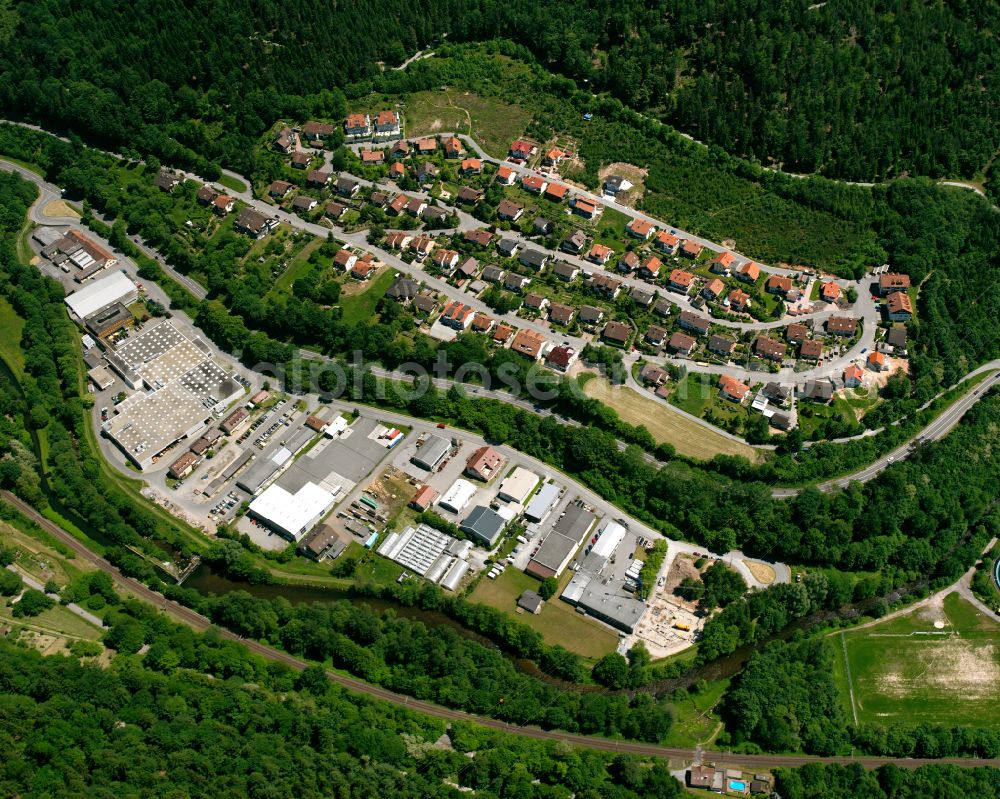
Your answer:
(553, 502), (597, 543)
(412, 435), (450, 470)
(460, 506), (507, 547)
(524, 483), (560, 522)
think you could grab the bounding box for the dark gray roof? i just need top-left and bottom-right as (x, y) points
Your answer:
(517, 590), (543, 613)
(886, 326), (907, 347)
(520, 249), (549, 268)
(386, 277), (420, 301)
(460, 506), (507, 547)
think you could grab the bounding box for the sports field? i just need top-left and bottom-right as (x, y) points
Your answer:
(832, 592), (1000, 728)
(583, 376), (761, 463)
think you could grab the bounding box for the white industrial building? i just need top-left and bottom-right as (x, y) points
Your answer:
(524, 482), (561, 523)
(248, 481), (338, 541)
(497, 466), (539, 504)
(64, 271), (138, 320)
(439, 478), (477, 514)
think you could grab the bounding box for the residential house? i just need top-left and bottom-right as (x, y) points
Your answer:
(702, 278), (725, 301)
(678, 310), (711, 335)
(273, 127), (295, 153)
(766, 275), (793, 295)
(360, 148), (384, 164)
(470, 313), (494, 333)
(562, 229), (589, 255)
(351, 258), (378, 281)
(410, 485), (439, 512)
(553, 262), (579, 282)
(497, 199), (524, 221)
(627, 218), (654, 239)
(603, 175), (627, 194)
(655, 230), (680, 254)
(410, 234), (436, 258)
(754, 336), (787, 361)
(737, 261), (761, 283)
(844, 364), (864, 388)
(826, 316), (858, 337)
(441, 300), (475, 329)
(369, 191), (390, 207)
(763, 382), (792, 405)
(602, 321), (632, 346)
(510, 328), (548, 359)
(391, 140), (410, 158)
(384, 231), (412, 250)
(545, 345), (577, 372)
(509, 140), (533, 160)
(867, 351), (888, 371)
(235, 208), (277, 239)
(668, 331), (696, 356)
(533, 217), (553, 235)
(681, 239), (703, 258)
(443, 136), (463, 159)
(820, 281), (840, 302)
(586, 243), (613, 264)
(549, 303), (575, 325)
(412, 293), (437, 315)
(481, 265), (505, 283)
(464, 229), (493, 248)
(387, 194), (409, 215)
(389, 161), (406, 180)
(414, 137), (437, 155)
(571, 197), (601, 219)
(708, 334), (736, 356)
(336, 176), (360, 197)
(334, 248), (358, 271)
(268, 179), (293, 198)
(544, 182), (569, 203)
(461, 158), (482, 175)
(307, 169), (331, 187)
(302, 120), (334, 141)
(457, 186), (483, 204)
(504, 272), (530, 291)
(542, 147), (566, 166)
(386, 277), (421, 304)
(631, 256), (660, 282)
(669, 269), (695, 294)
(645, 325), (667, 347)
(786, 323), (808, 344)
(374, 111), (400, 137)
(578, 305), (604, 326)
(416, 161), (439, 183)
(618, 250), (640, 274)
(590, 273), (622, 299)
(405, 197), (428, 217)
(710, 251), (735, 274)
(154, 171), (180, 192)
(886, 292), (913, 321)
(291, 151), (311, 168)
(799, 379), (834, 402)
(719, 374), (751, 403)
(879, 272), (911, 295)
(497, 239), (520, 258)
(496, 165), (516, 185)
(492, 324), (515, 345)
(728, 288), (750, 312)
(523, 292), (549, 312)
(522, 174), (547, 194)
(885, 326), (908, 352)
(456, 256), (479, 280)
(344, 113), (372, 137)
(465, 446), (504, 481)
(800, 339), (824, 361)
(630, 287), (654, 307)
(208, 192), (235, 216)
(292, 196), (318, 213)
(519, 249), (550, 270)
(432, 249), (460, 271)
(197, 185), (219, 204)
(640, 363), (669, 386)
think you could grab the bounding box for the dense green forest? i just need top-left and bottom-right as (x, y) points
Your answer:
(0, 632), (684, 799)
(774, 763), (1000, 799)
(1, 1), (997, 184)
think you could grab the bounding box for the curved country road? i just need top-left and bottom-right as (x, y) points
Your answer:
(3, 489), (998, 771)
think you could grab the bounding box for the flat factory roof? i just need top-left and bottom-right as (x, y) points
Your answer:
(249, 482), (337, 541)
(64, 271), (137, 319)
(498, 466), (539, 503)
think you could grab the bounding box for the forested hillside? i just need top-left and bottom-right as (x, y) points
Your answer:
(0, 0), (997, 182)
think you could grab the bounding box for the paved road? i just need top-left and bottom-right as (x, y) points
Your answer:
(4, 491), (996, 771)
(5, 563), (104, 628)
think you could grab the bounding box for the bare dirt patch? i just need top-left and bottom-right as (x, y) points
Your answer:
(663, 554), (702, 612)
(598, 162), (648, 207)
(877, 640), (999, 701)
(41, 199), (80, 219)
(743, 560), (776, 585)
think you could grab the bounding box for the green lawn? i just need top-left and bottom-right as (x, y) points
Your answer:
(663, 678), (730, 748)
(267, 237), (324, 300)
(832, 592), (1000, 729)
(0, 596), (103, 640)
(218, 174), (248, 194)
(339, 268), (396, 325)
(468, 568), (618, 661)
(0, 295), (26, 378)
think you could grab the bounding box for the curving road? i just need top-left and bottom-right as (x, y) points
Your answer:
(3, 490), (996, 771)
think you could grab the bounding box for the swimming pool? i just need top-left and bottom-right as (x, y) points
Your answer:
(729, 780), (747, 792)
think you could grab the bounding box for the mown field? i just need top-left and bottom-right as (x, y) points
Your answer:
(832, 592), (1000, 728)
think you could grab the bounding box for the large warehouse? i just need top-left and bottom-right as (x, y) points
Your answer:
(525, 501), (597, 580)
(497, 466), (539, 504)
(439, 478), (477, 514)
(64, 271), (138, 320)
(248, 481), (338, 541)
(411, 435), (450, 471)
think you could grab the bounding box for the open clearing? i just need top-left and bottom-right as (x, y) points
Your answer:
(469, 567), (617, 661)
(404, 89), (532, 159)
(40, 199), (79, 218)
(832, 592), (1000, 728)
(743, 560), (776, 585)
(339, 267), (395, 325)
(583, 377), (761, 462)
